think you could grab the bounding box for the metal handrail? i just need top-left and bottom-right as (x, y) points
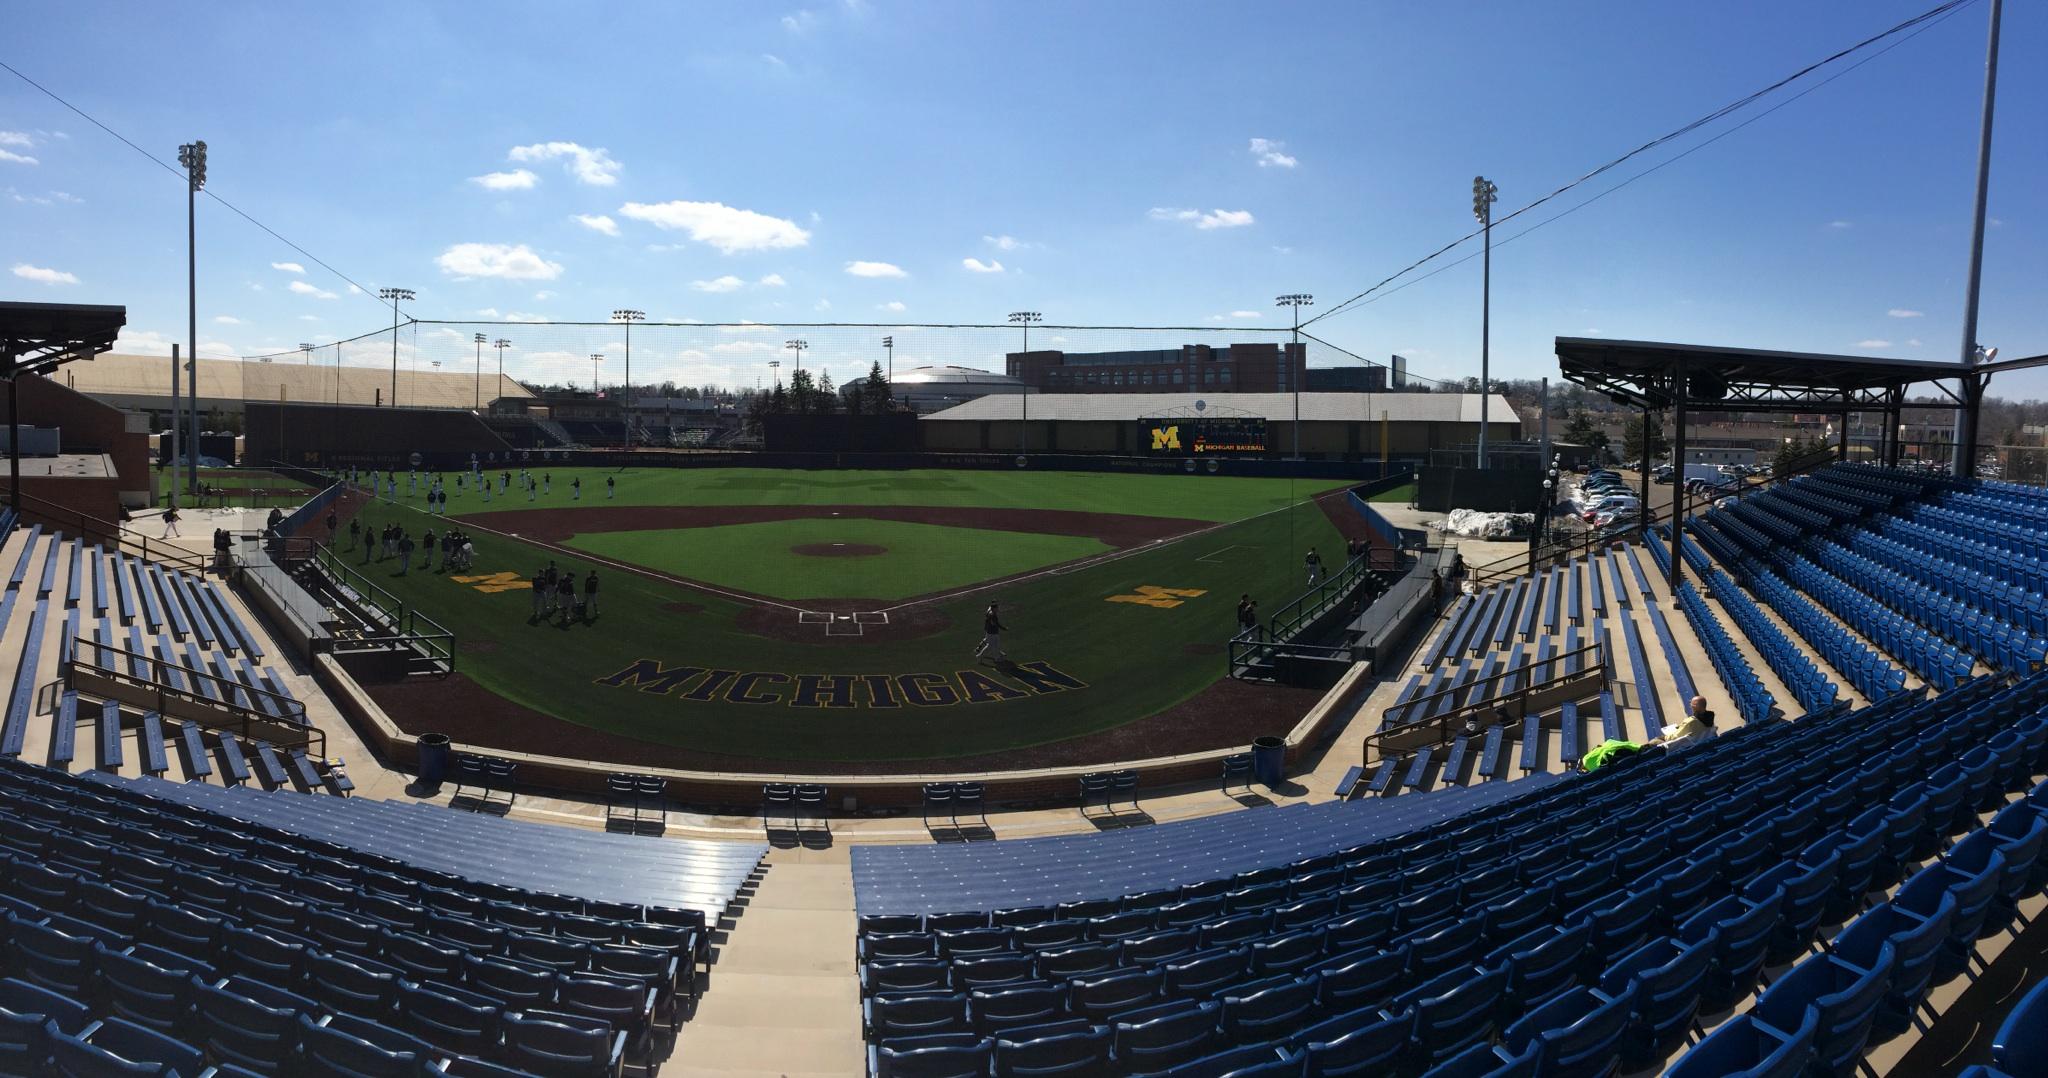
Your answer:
(0, 485), (207, 572)
(64, 636), (322, 757)
(308, 545), (456, 673)
(314, 543), (406, 626)
(1363, 639), (1607, 771)
(1268, 551), (1378, 644)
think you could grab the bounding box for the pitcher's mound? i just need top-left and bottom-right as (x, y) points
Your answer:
(790, 542), (887, 557)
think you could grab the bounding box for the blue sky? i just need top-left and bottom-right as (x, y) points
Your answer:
(3, 0), (2043, 395)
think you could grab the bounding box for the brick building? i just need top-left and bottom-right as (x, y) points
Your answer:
(1006, 343), (1305, 394)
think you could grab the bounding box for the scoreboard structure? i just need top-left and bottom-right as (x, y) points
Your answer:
(1140, 415), (1269, 455)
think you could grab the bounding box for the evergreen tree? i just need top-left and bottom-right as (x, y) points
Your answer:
(1622, 412), (1669, 468)
(864, 361), (893, 413)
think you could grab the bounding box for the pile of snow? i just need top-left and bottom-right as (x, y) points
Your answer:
(1431, 508), (1534, 539)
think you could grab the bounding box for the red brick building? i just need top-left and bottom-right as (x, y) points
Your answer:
(1007, 343), (1306, 394)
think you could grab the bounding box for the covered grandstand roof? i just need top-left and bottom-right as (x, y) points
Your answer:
(55, 352), (535, 410)
(1556, 337), (1971, 412)
(920, 391), (1516, 423)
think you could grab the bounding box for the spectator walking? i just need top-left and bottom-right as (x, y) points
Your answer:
(161, 505), (182, 538)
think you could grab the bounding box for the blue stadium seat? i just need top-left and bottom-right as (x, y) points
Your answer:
(500, 1009), (625, 1078)
(1666, 1011), (1817, 1078)
(0, 974), (93, 1075)
(1111, 999), (1221, 1072)
(993, 1019), (1112, 1076)
(1497, 982), (1635, 1078)
(1749, 945), (1894, 1078)
(874, 1032), (993, 1078)
(49, 1015), (205, 1078)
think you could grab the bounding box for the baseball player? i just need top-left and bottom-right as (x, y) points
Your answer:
(972, 601), (1008, 664)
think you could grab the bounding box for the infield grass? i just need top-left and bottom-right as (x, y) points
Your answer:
(565, 518), (1111, 600)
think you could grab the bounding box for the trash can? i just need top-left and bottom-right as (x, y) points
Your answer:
(1251, 736), (1286, 788)
(417, 733), (452, 786)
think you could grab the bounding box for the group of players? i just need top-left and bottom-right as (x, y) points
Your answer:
(531, 560), (601, 625)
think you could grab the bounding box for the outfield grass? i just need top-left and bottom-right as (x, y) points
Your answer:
(347, 468), (1352, 762)
(437, 467), (1349, 523)
(565, 518), (1111, 601)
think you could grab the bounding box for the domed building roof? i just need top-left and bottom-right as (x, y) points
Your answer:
(892, 365), (1022, 387)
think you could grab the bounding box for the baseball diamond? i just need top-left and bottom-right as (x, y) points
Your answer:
(328, 466), (1362, 770)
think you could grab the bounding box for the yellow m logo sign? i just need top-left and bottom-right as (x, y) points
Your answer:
(1151, 425), (1180, 450)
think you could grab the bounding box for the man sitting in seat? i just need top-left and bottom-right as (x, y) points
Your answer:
(1653, 695), (1718, 749)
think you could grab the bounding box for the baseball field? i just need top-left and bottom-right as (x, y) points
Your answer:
(332, 466), (1365, 771)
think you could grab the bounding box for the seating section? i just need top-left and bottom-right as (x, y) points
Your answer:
(857, 670), (2048, 1078)
(0, 754), (761, 1075)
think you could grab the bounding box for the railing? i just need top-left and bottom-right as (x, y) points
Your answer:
(63, 636), (323, 758)
(1361, 639), (1608, 772)
(1270, 551), (1381, 644)
(310, 544), (456, 673)
(0, 485), (207, 573)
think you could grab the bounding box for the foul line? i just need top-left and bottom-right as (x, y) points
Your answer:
(1196, 545), (1250, 564)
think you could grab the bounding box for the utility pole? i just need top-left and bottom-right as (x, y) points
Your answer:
(1473, 175), (1498, 470)
(472, 333), (486, 410)
(379, 287), (414, 407)
(1008, 311), (1040, 456)
(1276, 294), (1313, 459)
(177, 139), (206, 497)
(1953, 0), (2003, 479)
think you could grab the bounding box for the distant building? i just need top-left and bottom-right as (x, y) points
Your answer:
(1006, 343), (1305, 394)
(873, 365), (1027, 414)
(1306, 366), (1388, 392)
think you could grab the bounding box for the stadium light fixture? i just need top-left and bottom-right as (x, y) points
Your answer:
(769, 359), (781, 390)
(493, 338), (512, 395)
(1472, 175), (1499, 469)
(785, 339), (809, 382)
(378, 287), (415, 407)
(882, 335), (894, 383)
(613, 309), (644, 443)
(590, 353), (604, 396)
(299, 342), (314, 366)
(472, 332), (487, 409)
(1276, 295), (1313, 460)
(176, 139), (207, 501)
(1008, 312), (1041, 456)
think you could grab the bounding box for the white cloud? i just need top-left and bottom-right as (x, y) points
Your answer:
(533, 291), (554, 300)
(0, 149), (37, 166)
(470, 169), (539, 191)
(1856, 339), (1892, 350)
(814, 299), (832, 311)
(762, 53), (788, 69)
(12, 263), (77, 285)
(1272, 245), (1294, 255)
(506, 312), (551, 323)
(572, 213), (619, 236)
(0, 132), (30, 147)
(781, 9), (817, 32)
(1907, 338), (1923, 347)
(213, 315), (243, 325)
(1827, 220), (1853, 230)
(271, 261), (305, 274)
(758, 273), (787, 287)
(1228, 310), (1260, 319)
(506, 142), (621, 186)
(618, 200), (811, 253)
(1249, 138), (1297, 168)
(691, 275), (745, 293)
(962, 257), (1004, 274)
(878, 300), (906, 312)
(1149, 207), (1255, 230)
(288, 280), (339, 299)
(845, 260), (907, 278)
(983, 234), (1038, 252)
(1887, 308), (1923, 319)
(298, 315), (321, 322)
(114, 330), (177, 355)
(434, 242), (564, 281)
(474, 308), (501, 318)
(718, 321), (777, 334)
(347, 284), (362, 294)
(712, 340), (778, 354)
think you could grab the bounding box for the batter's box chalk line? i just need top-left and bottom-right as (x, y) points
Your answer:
(797, 609), (890, 636)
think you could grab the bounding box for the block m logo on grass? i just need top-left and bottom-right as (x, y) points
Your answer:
(1150, 425), (1180, 450)
(451, 571), (528, 594)
(1107, 585), (1208, 609)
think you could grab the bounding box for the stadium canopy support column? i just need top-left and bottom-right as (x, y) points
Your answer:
(1839, 408), (1850, 462)
(5, 368), (18, 513)
(1956, 373), (1987, 479)
(1668, 362), (1685, 593)
(1638, 406), (1651, 519)
(1887, 391), (1905, 467)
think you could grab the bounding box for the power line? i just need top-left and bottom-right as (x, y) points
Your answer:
(1304, 0), (1979, 328)
(1310, 0), (1972, 332)
(0, 56), (386, 311)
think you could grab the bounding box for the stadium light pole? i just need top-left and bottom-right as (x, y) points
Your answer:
(1472, 176), (1498, 469)
(882, 335), (894, 384)
(299, 342), (314, 366)
(768, 360), (781, 390)
(1276, 294), (1313, 460)
(471, 333), (485, 410)
(378, 287), (414, 407)
(1008, 311), (1040, 456)
(590, 354), (604, 396)
(785, 340), (808, 400)
(177, 139), (206, 498)
(492, 338), (511, 402)
(613, 309), (643, 443)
